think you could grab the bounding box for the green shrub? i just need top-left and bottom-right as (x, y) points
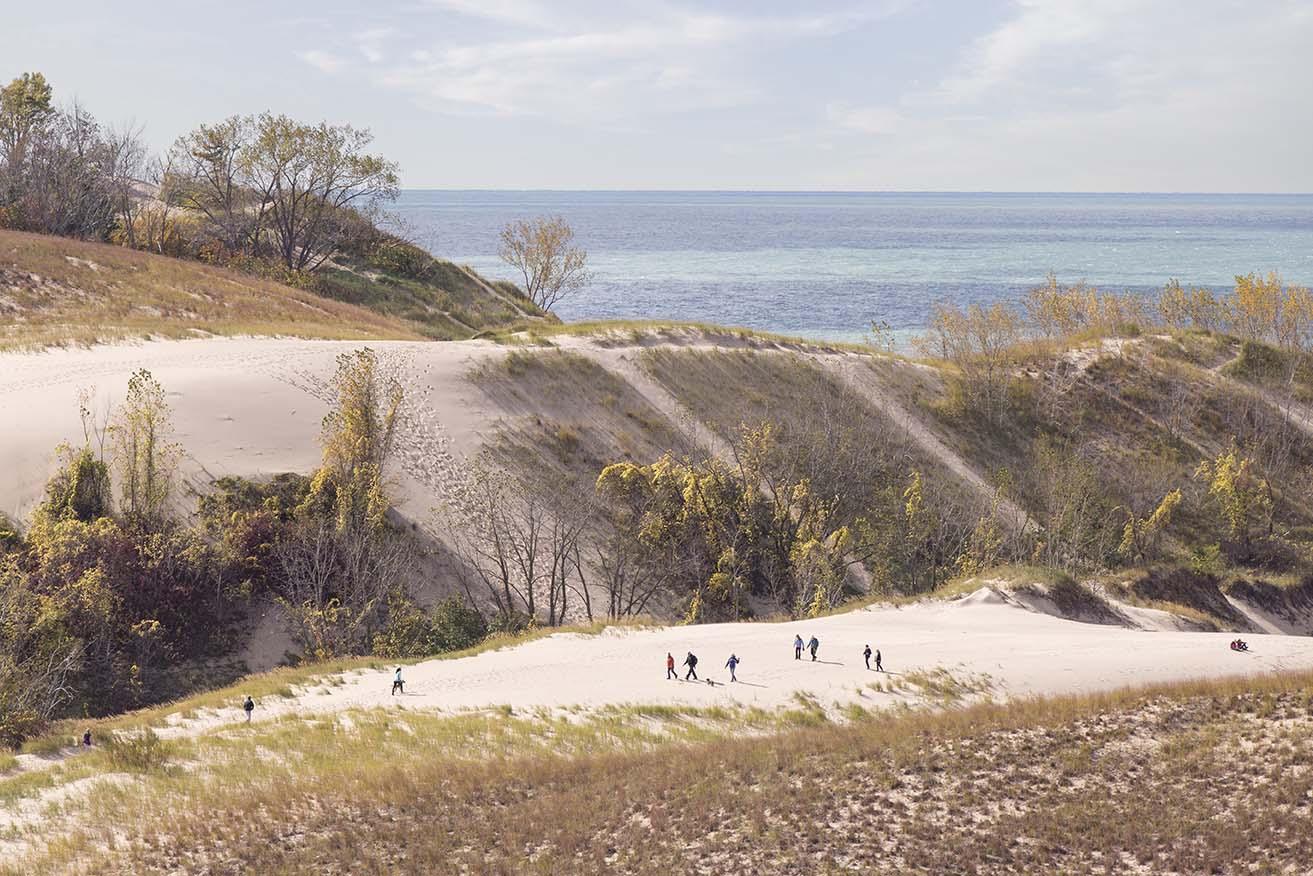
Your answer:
(372, 596), (488, 658)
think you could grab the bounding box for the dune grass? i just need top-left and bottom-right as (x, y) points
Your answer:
(7, 668), (1313, 874)
(481, 318), (878, 354)
(0, 229), (426, 350)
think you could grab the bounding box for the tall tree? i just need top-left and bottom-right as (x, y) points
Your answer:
(0, 72), (54, 190)
(243, 114), (399, 271)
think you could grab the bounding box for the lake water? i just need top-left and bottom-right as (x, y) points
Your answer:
(395, 191), (1313, 344)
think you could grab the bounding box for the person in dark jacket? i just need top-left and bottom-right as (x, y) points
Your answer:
(808, 636), (820, 661)
(863, 644), (872, 670)
(684, 651), (699, 681)
(875, 649), (883, 672)
(243, 695), (255, 722)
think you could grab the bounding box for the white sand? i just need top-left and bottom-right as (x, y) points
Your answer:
(0, 337), (508, 524)
(222, 589), (1313, 729)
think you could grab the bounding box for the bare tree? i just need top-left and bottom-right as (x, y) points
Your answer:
(498, 215), (591, 312)
(277, 515), (414, 657)
(104, 122), (149, 247)
(447, 461), (595, 628)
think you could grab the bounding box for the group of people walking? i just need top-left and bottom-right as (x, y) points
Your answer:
(665, 651), (742, 682)
(667, 635), (886, 684)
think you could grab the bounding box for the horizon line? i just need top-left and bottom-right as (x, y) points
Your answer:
(397, 188), (1313, 196)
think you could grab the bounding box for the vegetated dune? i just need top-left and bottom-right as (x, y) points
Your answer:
(4, 328), (1313, 662)
(0, 228), (539, 349)
(6, 328), (1313, 874)
(0, 229), (423, 348)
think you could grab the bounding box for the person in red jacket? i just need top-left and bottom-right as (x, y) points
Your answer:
(666, 652), (677, 680)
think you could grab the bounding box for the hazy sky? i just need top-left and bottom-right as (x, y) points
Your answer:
(9, 0), (1313, 190)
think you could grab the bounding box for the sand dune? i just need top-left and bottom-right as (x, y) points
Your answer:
(199, 589), (1313, 733)
(0, 337), (502, 525)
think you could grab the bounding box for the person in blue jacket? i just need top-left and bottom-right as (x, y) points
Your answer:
(725, 654), (740, 682)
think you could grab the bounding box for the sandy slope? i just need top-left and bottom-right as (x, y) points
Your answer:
(205, 590), (1313, 731)
(0, 337), (505, 525)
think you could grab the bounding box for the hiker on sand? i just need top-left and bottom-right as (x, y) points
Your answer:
(243, 695), (255, 723)
(684, 651), (699, 681)
(725, 654), (740, 683)
(666, 652), (678, 680)
(794, 634), (804, 660)
(875, 649), (883, 672)
(391, 667), (404, 695)
(864, 644), (872, 670)
(808, 636), (820, 661)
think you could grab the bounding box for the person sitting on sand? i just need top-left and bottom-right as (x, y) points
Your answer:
(794, 634), (804, 660)
(391, 667), (404, 695)
(725, 654), (740, 682)
(684, 651), (699, 681)
(666, 652), (677, 680)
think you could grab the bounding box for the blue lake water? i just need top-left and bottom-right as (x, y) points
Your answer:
(395, 191), (1313, 343)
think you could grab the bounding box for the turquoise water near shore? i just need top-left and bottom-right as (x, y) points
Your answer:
(395, 191), (1313, 343)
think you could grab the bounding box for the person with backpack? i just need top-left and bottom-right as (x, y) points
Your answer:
(875, 649), (883, 672)
(725, 654), (740, 682)
(243, 695), (255, 723)
(666, 652), (678, 680)
(863, 644), (872, 670)
(794, 634), (804, 660)
(391, 667), (404, 695)
(684, 651), (699, 681)
(808, 635), (820, 661)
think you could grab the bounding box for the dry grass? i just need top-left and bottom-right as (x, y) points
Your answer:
(8, 670), (1313, 874)
(484, 319), (876, 354)
(470, 348), (685, 480)
(0, 229), (423, 349)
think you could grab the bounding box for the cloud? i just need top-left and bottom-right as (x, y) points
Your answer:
(297, 50), (344, 74)
(828, 0), (1313, 190)
(370, 10), (864, 117)
(421, 0), (555, 29)
(297, 3), (906, 119)
(355, 28), (394, 64)
(937, 0), (1122, 102)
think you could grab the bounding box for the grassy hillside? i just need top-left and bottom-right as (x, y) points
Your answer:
(0, 229), (538, 349)
(7, 667), (1312, 874)
(313, 241), (547, 339)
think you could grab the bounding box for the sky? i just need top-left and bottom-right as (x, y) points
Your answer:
(7, 0), (1313, 191)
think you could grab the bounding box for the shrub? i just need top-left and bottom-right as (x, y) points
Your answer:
(102, 728), (172, 772)
(372, 596), (487, 658)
